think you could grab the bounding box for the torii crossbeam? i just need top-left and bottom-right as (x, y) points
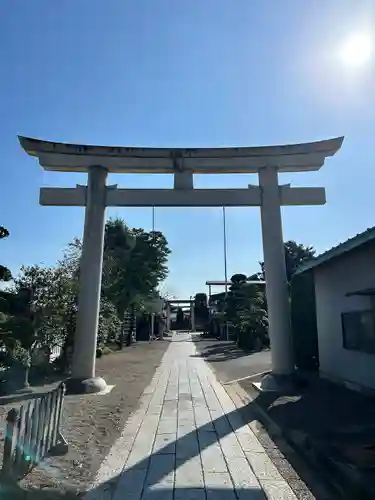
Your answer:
(19, 136), (343, 393)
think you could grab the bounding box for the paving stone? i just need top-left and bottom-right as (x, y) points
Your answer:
(259, 480), (298, 499)
(210, 412), (233, 436)
(204, 472), (234, 488)
(147, 405), (163, 416)
(245, 452), (284, 481)
(174, 488), (206, 499)
(236, 489), (267, 500)
(192, 397), (206, 406)
(112, 469), (147, 500)
(175, 457), (204, 487)
(227, 411), (245, 431)
(235, 429), (265, 452)
(177, 412), (195, 423)
(176, 431), (200, 458)
(220, 434), (246, 458)
(206, 489), (237, 500)
(146, 454), (175, 485)
(142, 488), (174, 500)
(158, 418), (177, 435)
(153, 433), (176, 454)
(124, 439), (152, 470)
(177, 424), (196, 438)
(226, 457), (260, 489)
(200, 445), (228, 473)
(197, 430), (220, 450)
(195, 418), (215, 432)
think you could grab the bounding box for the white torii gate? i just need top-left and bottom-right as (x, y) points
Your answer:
(19, 136), (343, 393)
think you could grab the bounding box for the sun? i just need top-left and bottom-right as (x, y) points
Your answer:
(340, 34), (373, 67)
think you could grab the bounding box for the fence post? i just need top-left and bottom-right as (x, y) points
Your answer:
(2, 408), (19, 481)
(53, 384), (68, 455)
(34, 396), (46, 464)
(50, 388), (59, 448)
(20, 401), (33, 475)
(14, 405), (26, 471)
(29, 399), (39, 466)
(45, 390), (54, 454)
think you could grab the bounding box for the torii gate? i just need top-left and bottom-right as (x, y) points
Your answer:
(19, 136), (343, 393)
(165, 299), (196, 331)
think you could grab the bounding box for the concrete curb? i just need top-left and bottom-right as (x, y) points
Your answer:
(223, 370), (271, 385)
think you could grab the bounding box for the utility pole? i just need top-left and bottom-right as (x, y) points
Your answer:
(223, 207), (229, 341)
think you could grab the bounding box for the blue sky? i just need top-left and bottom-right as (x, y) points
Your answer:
(1, 1), (375, 298)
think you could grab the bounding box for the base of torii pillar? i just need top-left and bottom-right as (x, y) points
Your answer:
(255, 373), (297, 393)
(64, 376), (108, 395)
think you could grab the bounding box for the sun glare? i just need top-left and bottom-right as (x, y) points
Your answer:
(340, 34), (373, 67)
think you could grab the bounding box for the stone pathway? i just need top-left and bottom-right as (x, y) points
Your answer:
(86, 332), (299, 499)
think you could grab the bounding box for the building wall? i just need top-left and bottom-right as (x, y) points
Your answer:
(314, 240), (375, 390)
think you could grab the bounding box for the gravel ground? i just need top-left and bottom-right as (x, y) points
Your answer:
(192, 336), (271, 383)
(0, 340), (170, 498)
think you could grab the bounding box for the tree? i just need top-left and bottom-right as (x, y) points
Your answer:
(0, 264), (75, 387)
(0, 226), (12, 282)
(194, 293), (209, 327)
(101, 218), (171, 345)
(225, 275), (268, 350)
(259, 240), (315, 283)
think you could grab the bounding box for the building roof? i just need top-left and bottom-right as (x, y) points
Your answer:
(18, 136), (344, 174)
(296, 226), (375, 274)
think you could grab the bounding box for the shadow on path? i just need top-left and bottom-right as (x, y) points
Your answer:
(2, 393), (330, 499)
(191, 341), (257, 363)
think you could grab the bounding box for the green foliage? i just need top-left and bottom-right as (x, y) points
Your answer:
(0, 226), (12, 281)
(0, 226), (9, 239)
(11, 342), (31, 368)
(97, 298), (122, 347)
(225, 279), (268, 350)
(230, 274), (247, 284)
(194, 293), (209, 326)
(225, 241), (315, 350)
(0, 217), (171, 385)
(0, 263), (77, 384)
(102, 218), (171, 316)
(259, 240), (315, 283)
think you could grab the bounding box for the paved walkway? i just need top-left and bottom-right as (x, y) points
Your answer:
(86, 333), (298, 499)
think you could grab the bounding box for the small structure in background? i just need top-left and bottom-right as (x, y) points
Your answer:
(2, 383), (67, 482)
(293, 226), (375, 392)
(165, 299), (196, 331)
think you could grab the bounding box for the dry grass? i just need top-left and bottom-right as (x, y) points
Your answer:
(0, 340), (170, 497)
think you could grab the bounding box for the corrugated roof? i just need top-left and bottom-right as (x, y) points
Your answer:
(296, 226), (375, 274)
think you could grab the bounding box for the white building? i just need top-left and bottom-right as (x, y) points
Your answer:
(296, 227), (375, 392)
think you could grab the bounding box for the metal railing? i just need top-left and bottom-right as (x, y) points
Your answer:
(2, 383), (68, 481)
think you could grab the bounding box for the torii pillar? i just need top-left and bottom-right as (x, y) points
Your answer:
(190, 300), (196, 332)
(68, 166), (108, 393)
(166, 303), (172, 332)
(258, 167), (293, 388)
